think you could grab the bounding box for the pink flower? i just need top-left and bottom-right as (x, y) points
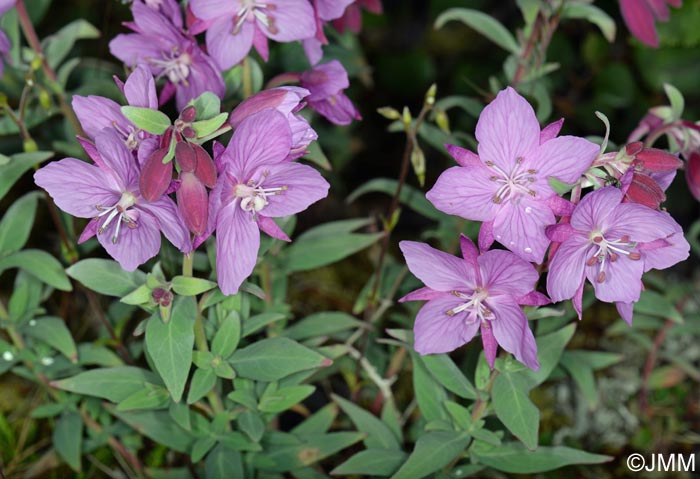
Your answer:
(427, 87), (599, 263)
(189, 0), (316, 70)
(619, 0), (682, 48)
(399, 235), (548, 370)
(210, 109), (329, 294)
(300, 60), (361, 126)
(546, 187), (689, 324)
(332, 0), (383, 34)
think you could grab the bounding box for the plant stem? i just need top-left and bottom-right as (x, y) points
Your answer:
(242, 57), (253, 99)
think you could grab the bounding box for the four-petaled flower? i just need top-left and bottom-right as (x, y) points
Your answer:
(300, 60), (361, 126)
(400, 236), (548, 370)
(210, 109), (329, 295)
(546, 186), (689, 324)
(34, 129), (192, 271)
(427, 87), (599, 263)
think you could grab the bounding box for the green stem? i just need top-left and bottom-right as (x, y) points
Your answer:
(182, 253), (194, 277)
(242, 57), (253, 99)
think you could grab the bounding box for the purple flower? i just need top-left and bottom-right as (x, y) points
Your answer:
(399, 236), (546, 370)
(229, 87), (317, 159)
(546, 186), (689, 324)
(299, 60), (361, 125)
(303, 0), (355, 64)
(332, 0), (383, 34)
(426, 87), (599, 263)
(72, 65), (157, 152)
(142, 0), (183, 28)
(210, 109), (329, 294)
(189, 0), (316, 71)
(34, 129), (192, 271)
(619, 0), (681, 48)
(109, 1), (224, 110)
(0, 0), (14, 77)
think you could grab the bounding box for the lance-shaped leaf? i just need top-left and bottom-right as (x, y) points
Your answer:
(53, 412), (83, 472)
(491, 372), (539, 450)
(0, 191), (39, 254)
(390, 431), (471, 479)
(66, 259), (145, 297)
(52, 366), (161, 402)
(0, 250), (72, 291)
(23, 316), (77, 363)
(471, 442), (612, 473)
(435, 8), (520, 54)
(332, 394), (401, 450)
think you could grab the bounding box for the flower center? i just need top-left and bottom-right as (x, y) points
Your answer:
(587, 232), (641, 283)
(232, 171), (287, 216)
(148, 48), (192, 85)
(446, 289), (493, 325)
(233, 1), (279, 35)
(112, 122), (145, 151)
(95, 192), (138, 244)
(487, 157), (537, 204)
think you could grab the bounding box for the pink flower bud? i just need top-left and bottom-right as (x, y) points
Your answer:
(687, 152), (700, 201)
(624, 172), (666, 209)
(193, 143), (217, 188)
(625, 141), (644, 157)
(176, 141), (197, 173)
(180, 105), (196, 123)
(182, 126), (196, 139)
(176, 171), (208, 235)
(229, 89), (289, 128)
(635, 148), (683, 172)
(140, 148), (174, 202)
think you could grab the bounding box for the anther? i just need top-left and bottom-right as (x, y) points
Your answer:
(629, 252), (641, 260)
(586, 256), (597, 266)
(596, 271), (606, 283)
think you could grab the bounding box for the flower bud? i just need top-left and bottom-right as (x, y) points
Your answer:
(140, 148), (174, 202)
(229, 89), (289, 128)
(176, 171), (208, 235)
(687, 152), (700, 201)
(635, 148), (683, 172)
(182, 126), (196, 139)
(377, 107), (401, 120)
(624, 172), (666, 209)
(193, 144), (217, 188)
(180, 105), (197, 123)
(175, 141), (197, 173)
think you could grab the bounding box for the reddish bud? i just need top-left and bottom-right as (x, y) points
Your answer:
(687, 152), (700, 201)
(176, 142), (197, 173)
(229, 89), (288, 127)
(635, 148), (683, 172)
(176, 172), (208, 236)
(624, 172), (666, 209)
(193, 144), (217, 187)
(160, 126), (175, 149)
(182, 126), (197, 139)
(180, 105), (197, 123)
(140, 148), (174, 202)
(152, 287), (166, 301)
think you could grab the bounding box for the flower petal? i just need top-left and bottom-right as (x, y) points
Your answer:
(546, 233), (590, 302)
(257, 216), (291, 242)
(606, 204), (682, 242)
(99, 210), (161, 272)
(570, 186), (622, 231)
(426, 165), (499, 222)
(641, 231), (689, 272)
(72, 95), (127, 140)
(529, 135), (598, 197)
(492, 198), (554, 263)
(399, 286), (443, 303)
(478, 249), (538, 298)
(189, 0), (238, 20)
(265, 0), (316, 42)
(446, 144), (481, 167)
(475, 87), (540, 172)
(206, 18), (253, 70)
(488, 295), (539, 370)
(216, 204), (260, 295)
(399, 241), (477, 292)
(413, 294), (480, 355)
(616, 301), (634, 326)
(141, 197), (192, 254)
(124, 65), (158, 109)
(540, 118), (563, 144)
(587, 255), (645, 303)
(255, 162), (329, 217)
(620, 0), (659, 47)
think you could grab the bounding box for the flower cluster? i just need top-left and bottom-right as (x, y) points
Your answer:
(401, 87), (689, 370)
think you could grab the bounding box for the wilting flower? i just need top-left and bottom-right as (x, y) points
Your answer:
(210, 109), (329, 294)
(300, 60), (361, 125)
(229, 87), (317, 159)
(427, 87), (599, 263)
(332, 0), (383, 34)
(189, 0), (316, 71)
(110, 0), (224, 110)
(73, 65), (157, 151)
(34, 129), (191, 271)
(619, 0), (682, 48)
(546, 186), (689, 324)
(399, 236), (545, 370)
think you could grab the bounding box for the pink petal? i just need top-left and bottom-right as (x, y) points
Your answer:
(78, 219), (99, 244)
(459, 234), (479, 270)
(413, 294), (481, 355)
(399, 286), (443, 303)
(252, 25), (270, 62)
(475, 87), (540, 172)
(546, 234), (590, 302)
(540, 118), (564, 144)
(315, 0), (355, 21)
(545, 223), (575, 243)
(254, 162), (329, 218)
(545, 195), (575, 216)
(570, 187), (622, 231)
(124, 65), (158, 109)
(143, 197), (192, 254)
(517, 291), (551, 306)
(95, 129), (139, 187)
(72, 95), (126, 140)
(216, 205), (260, 295)
(488, 295), (539, 370)
(641, 231), (690, 272)
(478, 220), (495, 253)
(616, 301), (634, 326)
(587, 254), (645, 303)
(99, 209), (161, 272)
(108, 33), (163, 67)
(206, 18), (253, 70)
(446, 144), (481, 167)
(620, 0), (659, 47)
(265, 0), (316, 42)
(492, 198), (555, 263)
(257, 216), (291, 242)
(189, 0), (238, 20)
(607, 204), (682, 243)
(480, 323), (498, 370)
(426, 165), (499, 222)
(478, 249), (538, 298)
(529, 136), (598, 197)
(399, 241), (477, 292)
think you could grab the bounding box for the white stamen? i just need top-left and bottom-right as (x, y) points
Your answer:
(486, 159), (538, 204)
(588, 232), (640, 283)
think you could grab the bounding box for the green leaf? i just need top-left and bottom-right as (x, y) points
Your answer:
(332, 449), (407, 476)
(559, 355), (598, 408)
(238, 410), (265, 442)
(121, 285), (152, 305)
(192, 437), (217, 463)
(259, 385), (315, 413)
(241, 312), (287, 337)
(411, 353), (448, 422)
(255, 432), (364, 473)
(211, 311), (241, 358)
(23, 316), (77, 362)
(117, 385), (171, 411)
(522, 323), (576, 387)
(187, 368), (216, 404)
(0, 151), (52, 202)
(347, 179), (441, 220)
(229, 337), (330, 382)
(332, 394), (400, 450)
(562, 3), (616, 43)
(391, 431), (470, 479)
(0, 191), (39, 254)
(77, 344), (124, 367)
(291, 403), (338, 435)
(52, 366), (161, 402)
(205, 444), (244, 479)
(192, 113), (228, 138)
(66, 259), (145, 297)
(472, 442), (612, 473)
(304, 141), (332, 170)
(146, 297), (196, 402)
(635, 290), (684, 324)
(53, 412), (82, 472)
(193, 92), (222, 120)
(491, 372), (539, 450)
(0, 250), (71, 291)
(664, 83), (685, 121)
(171, 275), (217, 296)
(282, 220), (382, 272)
(121, 106), (171, 135)
(435, 8), (520, 54)
(43, 19), (100, 69)
(110, 408), (194, 453)
(283, 312), (364, 341)
(421, 354), (477, 400)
